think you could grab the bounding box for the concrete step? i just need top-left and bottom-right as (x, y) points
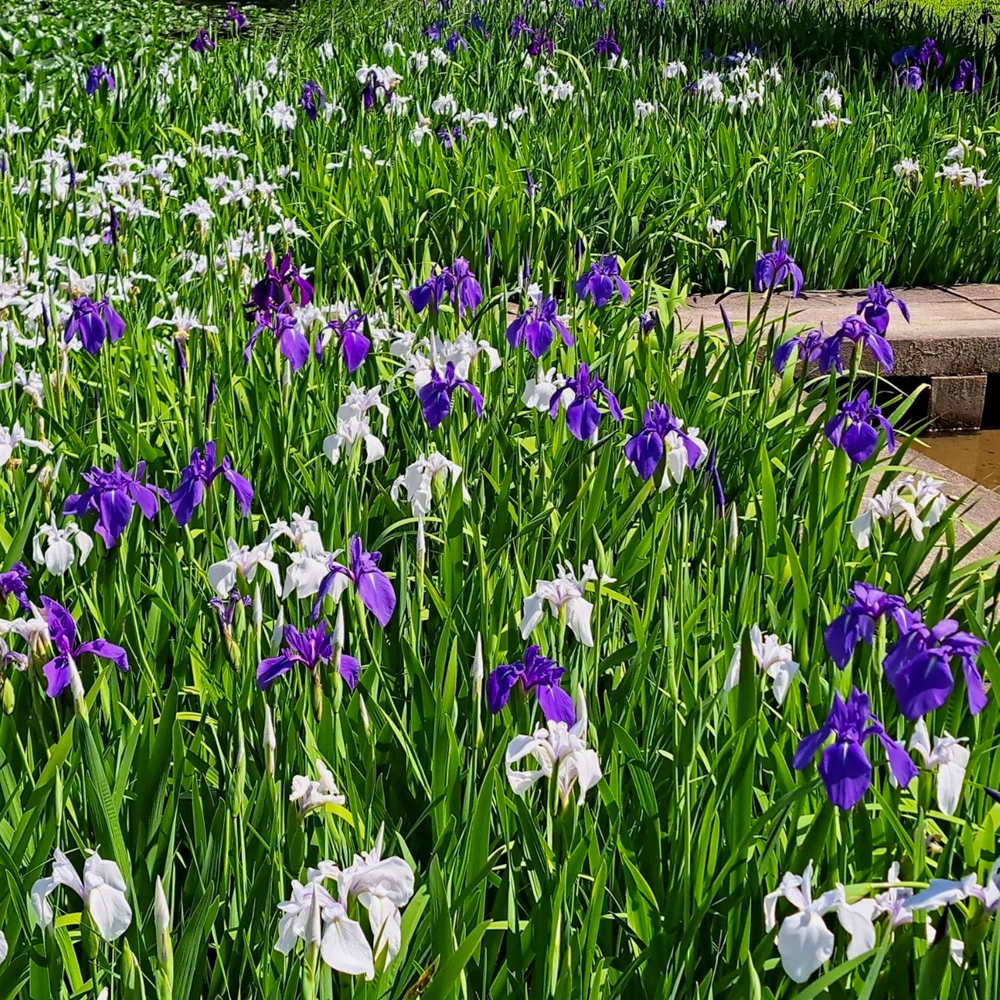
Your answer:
(679, 284), (1000, 430)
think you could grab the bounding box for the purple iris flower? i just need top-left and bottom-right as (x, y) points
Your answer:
(223, 4), (248, 34)
(85, 65), (115, 96)
(301, 80), (327, 121)
(527, 30), (554, 57)
(102, 206), (120, 247)
(624, 401), (703, 479)
(525, 171), (540, 200)
(248, 251), (314, 314)
(952, 59), (981, 93)
(437, 125), (464, 149)
(825, 390), (896, 464)
(257, 621), (359, 690)
(720, 306), (732, 337)
(707, 444), (726, 510)
(425, 20), (446, 40)
(39, 597), (129, 699)
(321, 310), (370, 372)
(0, 563), (30, 612)
(311, 535), (396, 627)
(248, 308), (310, 372)
(486, 644), (575, 725)
(408, 258), (482, 317)
(549, 363), (623, 441)
(773, 325), (826, 373)
(510, 14), (533, 38)
(506, 298), (572, 358)
(593, 30), (620, 58)
(857, 282), (909, 334)
(64, 296), (126, 356)
(793, 687), (917, 811)
(824, 582), (909, 668)
(817, 315), (894, 374)
(360, 71), (381, 111)
(918, 37), (944, 69)
(0, 637), (27, 672)
(448, 258), (483, 317)
(418, 363), (484, 429)
(446, 31), (467, 52)
(467, 12), (489, 37)
(62, 460), (160, 547)
(900, 66), (923, 91)
(891, 39), (941, 72)
(191, 29), (215, 53)
(753, 238), (804, 296)
(723, 46), (758, 68)
(409, 268), (450, 314)
(639, 310), (659, 333)
(574, 255), (630, 308)
(883, 613), (987, 718)
(209, 588), (252, 630)
(167, 442), (253, 527)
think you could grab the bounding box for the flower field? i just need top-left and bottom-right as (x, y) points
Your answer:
(2, 0), (1000, 997)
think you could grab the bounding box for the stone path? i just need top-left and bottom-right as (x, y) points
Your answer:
(679, 284), (1000, 429)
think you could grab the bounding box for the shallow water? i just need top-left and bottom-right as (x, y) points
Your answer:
(922, 430), (1000, 491)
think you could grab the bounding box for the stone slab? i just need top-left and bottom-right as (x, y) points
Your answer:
(929, 375), (988, 430)
(679, 285), (1000, 378)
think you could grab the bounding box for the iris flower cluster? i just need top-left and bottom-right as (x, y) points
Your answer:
(408, 257), (483, 318)
(773, 304), (900, 376)
(827, 583), (986, 716)
(486, 644), (575, 725)
(790, 582), (987, 812)
(245, 251), (315, 372)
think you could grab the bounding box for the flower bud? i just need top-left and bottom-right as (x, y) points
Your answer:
(81, 907), (99, 961)
(154, 876), (174, 1000)
(270, 607), (285, 656)
(312, 668), (323, 722)
(416, 518), (426, 571)
(332, 604), (344, 649)
(68, 656), (87, 720)
(154, 876), (171, 958)
(121, 941), (143, 1000)
(472, 632), (484, 688)
(302, 886), (323, 1000)
(1, 676), (13, 714)
(263, 703), (276, 781)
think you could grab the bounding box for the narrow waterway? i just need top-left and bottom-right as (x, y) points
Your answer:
(922, 431), (1000, 491)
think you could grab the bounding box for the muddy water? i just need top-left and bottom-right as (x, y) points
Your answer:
(922, 431), (1000, 491)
